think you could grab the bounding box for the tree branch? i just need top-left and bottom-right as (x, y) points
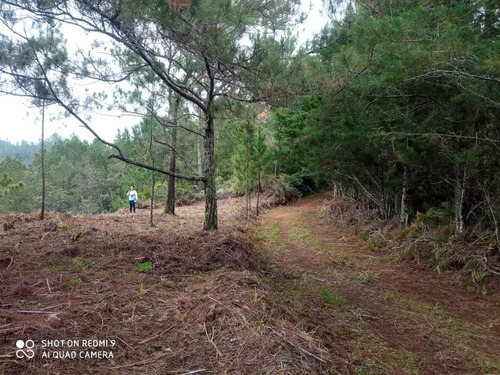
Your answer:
(108, 153), (205, 181)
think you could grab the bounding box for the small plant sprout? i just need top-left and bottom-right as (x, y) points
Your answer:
(71, 256), (86, 272)
(69, 277), (82, 288)
(360, 271), (375, 284)
(318, 285), (345, 308)
(139, 278), (146, 296)
(49, 265), (63, 273)
(136, 261), (153, 272)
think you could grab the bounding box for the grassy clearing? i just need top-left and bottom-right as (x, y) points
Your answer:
(289, 225), (325, 250)
(252, 221), (286, 262)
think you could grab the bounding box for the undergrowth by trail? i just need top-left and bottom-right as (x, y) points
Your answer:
(252, 193), (500, 375)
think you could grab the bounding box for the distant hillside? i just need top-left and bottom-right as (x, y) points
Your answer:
(0, 134), (61, 164)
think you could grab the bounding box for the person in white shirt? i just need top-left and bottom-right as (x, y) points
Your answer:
(128, 186), (138, 214)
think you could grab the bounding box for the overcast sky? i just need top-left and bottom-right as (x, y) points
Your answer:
(0, 1), (329, 144)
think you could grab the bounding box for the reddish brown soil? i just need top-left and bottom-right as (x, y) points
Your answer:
(256, 192), (500, 375)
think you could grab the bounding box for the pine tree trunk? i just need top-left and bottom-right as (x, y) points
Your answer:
(165, 96), (181, 215)
(197, 107), (204, 188)
(40, 100), (45, 220)
(248, 189), (252, 213)
(247, 159), (251, 215)
(150, 170), (155, 226)
(256, 170), (261, 216)
(150, 119), (156, 227)
(203, 113), (217, 230)
(382, 190), (392, 219)
(246, 183), (249, 220)
(165, 156), (176, 215)
(400, 167), (408, 227)
(454, 168), (466, 234)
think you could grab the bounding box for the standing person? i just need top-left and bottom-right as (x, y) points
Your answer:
(128, 186), (138, 214)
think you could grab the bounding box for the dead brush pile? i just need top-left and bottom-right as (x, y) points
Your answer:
(0, 199), (334, 374)
(321, 196), (500, 288)
(175, 192), (205, 207)
(321, 196), (377, 226)
(388, 212), (500, 288)
(258, 174), (301, 209)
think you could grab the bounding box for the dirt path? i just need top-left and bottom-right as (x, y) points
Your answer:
(256, 193), (500, 375)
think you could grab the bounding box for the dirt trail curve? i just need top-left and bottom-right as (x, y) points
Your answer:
(256, 192), (500, 375)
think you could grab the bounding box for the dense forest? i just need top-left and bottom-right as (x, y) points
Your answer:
(1, 0), (499, 241)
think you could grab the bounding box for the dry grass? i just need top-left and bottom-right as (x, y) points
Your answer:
(0, 198), (333, 374)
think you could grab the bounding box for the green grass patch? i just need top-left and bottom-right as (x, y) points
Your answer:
(367, 237), (381, 252)
(360, 270), (376, 284)
(69, 277), (82, 288)
(289, 225), (325, 249)
(136, 261), (153, 273)
(265, 222), (281, 242)
(71, 256), (86, 272)
(318, 285), (345, 308)
(48, 265), (64, 273)
(289, 226), (312, 243)
(252, 222), (286, 261)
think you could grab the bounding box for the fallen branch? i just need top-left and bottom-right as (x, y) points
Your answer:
(0, 327), (22, 334)
(116, 336), (134, 351)
(5, 257), (13, 270)
(110, 352), (170, 369)
(349, 309), (380, 320)
(40, 304), (64, 311)
(139, 323), (178, 345)
(204, 324), (223, 359)
(207, 296), (222, 305)
(269, 330), (326, 364)
(179, 370), (206, 375)
(45, 278), (52, 293)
